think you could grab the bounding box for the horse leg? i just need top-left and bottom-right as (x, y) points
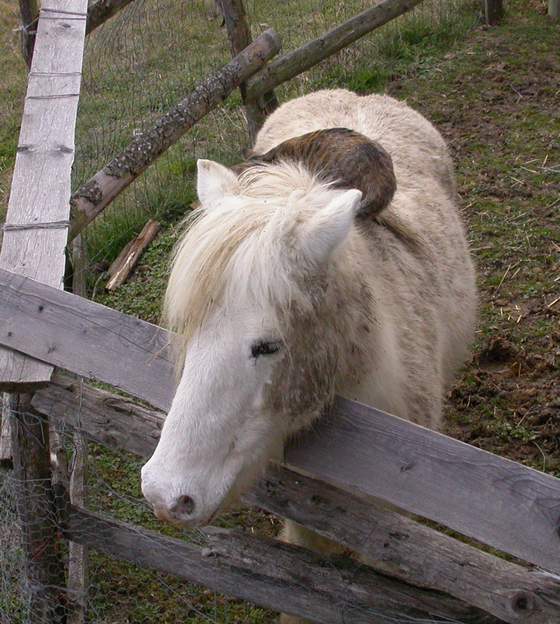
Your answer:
(278, 519), (347, 624)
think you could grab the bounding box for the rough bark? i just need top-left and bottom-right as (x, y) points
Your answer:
(86, 0), (136, 35)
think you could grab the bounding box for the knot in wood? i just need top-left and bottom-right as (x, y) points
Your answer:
(510, 591), (534, 614)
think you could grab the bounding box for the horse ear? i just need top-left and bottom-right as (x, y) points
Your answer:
(301, 189), (362, 265)
(197, 159), (238, 207)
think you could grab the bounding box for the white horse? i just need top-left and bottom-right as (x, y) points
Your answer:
(141, 89), (477, 618)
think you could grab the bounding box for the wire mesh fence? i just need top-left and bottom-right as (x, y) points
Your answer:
(0, 406), (282, 624)
(72, 0), (480, 293)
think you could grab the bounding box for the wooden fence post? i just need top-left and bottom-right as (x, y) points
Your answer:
(67, 235), (89, 624)
(483, 0), (504, 25)
(10, 395), (67, 622)
(216, 0), (279, 143)
(549, 0), (560, 18)
(0, 394), (13, 466)
(0, 3), (89, 622)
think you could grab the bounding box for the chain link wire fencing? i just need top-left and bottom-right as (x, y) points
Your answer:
(2, 1), (481, 622)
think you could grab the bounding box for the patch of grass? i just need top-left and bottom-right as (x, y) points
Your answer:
(0, 1), (27, 221)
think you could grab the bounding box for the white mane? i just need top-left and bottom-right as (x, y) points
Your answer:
(164, 161), (339, 340)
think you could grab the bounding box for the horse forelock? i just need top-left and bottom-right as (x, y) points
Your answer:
(163, 161), (337, 348)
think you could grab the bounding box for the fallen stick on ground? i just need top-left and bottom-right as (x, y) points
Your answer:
(106, 219), (161, 291)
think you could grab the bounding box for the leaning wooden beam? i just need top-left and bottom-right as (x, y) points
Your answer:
(0, 0), (88, 390)
(217, 0), (278, 141)
(2, 268), (560, 576)
(65, 506), (497, 623)
(86, 0), (137, 35)
(246, 0), (424, 101)
(32, 373), (560, 624)
(1, 5), (88, 622)
(68, 29), (281, 241)
(18, 0), (39, 68)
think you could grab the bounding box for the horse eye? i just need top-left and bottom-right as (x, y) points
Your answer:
(251, 340), (281, 358)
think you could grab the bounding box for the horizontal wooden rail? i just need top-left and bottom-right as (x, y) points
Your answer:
(64, 506), (498, 623)
(32, 373), (560, 624)
(1, 267), (560, 575)
(69, 28), (281, 241)
(0, 268), (179, 405)
(246, 0), (423, 101)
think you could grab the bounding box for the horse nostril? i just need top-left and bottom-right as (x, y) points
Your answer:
(171, 494), (195, 516)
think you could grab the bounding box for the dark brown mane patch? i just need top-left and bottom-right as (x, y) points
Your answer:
(248, 128), (397, 219)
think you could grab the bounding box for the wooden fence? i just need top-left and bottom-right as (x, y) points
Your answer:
(3, 1), (560, 623)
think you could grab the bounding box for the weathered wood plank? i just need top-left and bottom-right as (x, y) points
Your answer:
(0, 0), (88, 388)
(32, 375), (560, 623)
(286, 398), (560, 576)
(65, 506), (498, 624)
(3, 268), (560, 574)
(0, 268), (179, 406)
(246, 0), (423, 101)
(33, 372), (164, 458)
(68, 29), (281, 241)
(246, 466), (560, 624)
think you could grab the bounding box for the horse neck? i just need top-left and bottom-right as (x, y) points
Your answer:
(322, 232), (374, 389)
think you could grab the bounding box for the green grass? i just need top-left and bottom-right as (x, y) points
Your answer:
(0, 2), (26, 221)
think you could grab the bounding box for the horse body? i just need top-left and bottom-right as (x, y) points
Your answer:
(141, 90), (477, 587)
(253, 89), (476, 427)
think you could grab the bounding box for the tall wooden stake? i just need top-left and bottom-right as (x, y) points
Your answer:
(10, 394), (67, 622)
(483, 0), (503, 25)
(67, 235), (89, 624)
(216, 0), (278, 143)
(0, 394), (13, 466)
